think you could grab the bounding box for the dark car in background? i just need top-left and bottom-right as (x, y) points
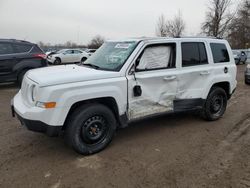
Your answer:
(233, 50), (247, 65)
(0, 39), (47, 85)
(245, 64), (250, 85)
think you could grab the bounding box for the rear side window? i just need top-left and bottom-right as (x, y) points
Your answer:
(181, 42), (208, 67)
(210, 43), (230, 63)
(0, 42), (14, 55)
(12, 43), (32, 53)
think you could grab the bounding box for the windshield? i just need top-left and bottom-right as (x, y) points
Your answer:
(83, 41), (138, 71)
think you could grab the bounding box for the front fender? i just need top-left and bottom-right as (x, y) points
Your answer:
(38, 78), (127, 126)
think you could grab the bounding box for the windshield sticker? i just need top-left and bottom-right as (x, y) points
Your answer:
(115, 43), (131, 49)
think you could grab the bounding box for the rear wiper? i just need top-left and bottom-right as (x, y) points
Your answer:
(83, 63), (100, 69)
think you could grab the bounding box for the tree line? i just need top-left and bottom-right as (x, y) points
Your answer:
(156, 0), (250, 49)
(38, 35), (105, 51)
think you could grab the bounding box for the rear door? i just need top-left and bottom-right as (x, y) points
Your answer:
(0, 42), (16, 77)
(177, 42), (212, 102)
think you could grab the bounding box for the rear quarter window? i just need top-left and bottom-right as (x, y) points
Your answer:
(210, 43), (230, 63)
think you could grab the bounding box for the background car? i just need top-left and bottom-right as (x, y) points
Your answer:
(47, 49), (89, 65)
(86, 49), (97, 56)
(233, 50), (247, 64)
(245, 64), (250, 85)
(0, 39), (47, 85)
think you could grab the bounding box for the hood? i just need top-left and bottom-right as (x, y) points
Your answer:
(26, 65), (120, 87)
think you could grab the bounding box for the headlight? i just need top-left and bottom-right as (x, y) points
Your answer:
(31, 85), (38, 102)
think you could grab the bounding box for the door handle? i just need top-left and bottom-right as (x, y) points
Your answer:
(163, 75), (176, 81)
(200, 71), (210, 76)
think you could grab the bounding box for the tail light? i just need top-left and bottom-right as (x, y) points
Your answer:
(33, 53), (47, 59)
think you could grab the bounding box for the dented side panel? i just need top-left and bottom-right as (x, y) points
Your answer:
(127, 70), (178, 120)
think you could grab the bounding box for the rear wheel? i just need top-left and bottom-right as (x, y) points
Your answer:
(65, 104), (116, 155)
(17, 69), (29, 86)
(201, 87), (227, 121)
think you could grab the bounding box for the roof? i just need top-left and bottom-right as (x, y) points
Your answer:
(0, 39), (32, 44)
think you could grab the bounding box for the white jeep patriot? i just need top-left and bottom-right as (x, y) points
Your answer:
(12, 37), (237, 155)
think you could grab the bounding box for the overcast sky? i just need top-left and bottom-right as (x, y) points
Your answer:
(0, 0), (211, 45)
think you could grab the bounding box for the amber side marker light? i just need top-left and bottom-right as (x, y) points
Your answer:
(44, 102), (57, 109)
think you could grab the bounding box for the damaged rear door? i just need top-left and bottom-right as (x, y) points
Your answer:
(127, 42), (178, 120)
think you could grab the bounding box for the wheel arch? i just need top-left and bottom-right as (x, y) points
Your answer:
(209, 81), (231, 99)
(63, 97), (127, 130)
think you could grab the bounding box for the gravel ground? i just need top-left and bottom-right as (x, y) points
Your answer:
(0, 65), (250, 188)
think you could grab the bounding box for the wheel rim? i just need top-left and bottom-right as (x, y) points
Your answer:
(81, 115), (108, 145)
(210, 94), (224, 115)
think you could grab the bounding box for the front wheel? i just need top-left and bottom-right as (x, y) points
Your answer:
(54, 58), (61, 65)
(201, 87), (227, 121)
(65, 104), (116, 155)
(81, 57), (87, 64)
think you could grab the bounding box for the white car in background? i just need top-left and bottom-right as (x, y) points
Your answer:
(47, 49), (89, 65)
(86, 49), (97, 56)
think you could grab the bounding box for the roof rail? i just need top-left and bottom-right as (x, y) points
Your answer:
(0, 38), (31, 43)
(175, 36), (224, 39)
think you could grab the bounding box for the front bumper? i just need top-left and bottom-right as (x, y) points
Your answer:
(11, 96), (63, 137)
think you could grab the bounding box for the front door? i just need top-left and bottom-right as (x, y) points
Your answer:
(127, 43), (178, 120)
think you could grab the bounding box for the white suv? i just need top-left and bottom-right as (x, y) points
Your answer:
(12, 37), (237, 155)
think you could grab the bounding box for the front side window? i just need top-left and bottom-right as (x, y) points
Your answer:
(83, 41), (138, 71)
(0, 43), (14, 55)
(65, 50), (73, 54)
(210, 43), (230, 63)
(182, 42), (208, 67)
(136, 43), (176, 71)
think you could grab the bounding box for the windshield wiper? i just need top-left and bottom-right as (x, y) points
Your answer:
(83, 63), (100, 69)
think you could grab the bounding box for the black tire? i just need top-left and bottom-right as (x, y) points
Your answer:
(81, 57), (87, 64)
(54, 58), (61, 65)
(17, 69), (28, 86)
(65, 104), (116, 155)
(235, 59), (240, 65)
(201, 87), (227, 121)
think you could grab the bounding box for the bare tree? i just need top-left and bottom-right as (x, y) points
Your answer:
(156, 14), (167, 37)
(166, 11), (185, 37)
(228, 0), (250, 48)
(202, 0), (234, 37)
(88, 35), (105, 49)
(156, 11), (185, 37)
